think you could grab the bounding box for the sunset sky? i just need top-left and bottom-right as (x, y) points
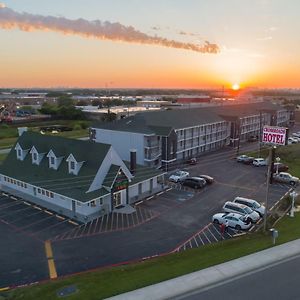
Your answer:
(0, 0), (300, 89)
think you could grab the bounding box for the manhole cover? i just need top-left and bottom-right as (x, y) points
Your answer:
(57, 285), (78, 297)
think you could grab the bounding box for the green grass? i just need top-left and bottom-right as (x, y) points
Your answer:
(0, 120), (90, 150)
(4, 213), (300, 300)
(0, 153), (8, 163)
(245, 143), (300, 177)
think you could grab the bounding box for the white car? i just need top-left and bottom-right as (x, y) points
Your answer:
(212, 212), (252, 230)
(253, 158), (267, 166)
(233, 197), (265, 217)
(288, 137), (298, 144)
(223, 201), (260, 223)
(169, 170), (189, 183)
(236, 155), (249, 162)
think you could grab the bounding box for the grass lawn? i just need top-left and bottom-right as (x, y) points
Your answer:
(246, 143), (300, 177)
(0, 153), (8, 163)
(4, 212), (300, 300)
(0, 121), (90, 150)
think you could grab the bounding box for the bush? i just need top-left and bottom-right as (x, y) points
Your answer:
(73, 123), (82, 130)
(0, 124), (9, 129)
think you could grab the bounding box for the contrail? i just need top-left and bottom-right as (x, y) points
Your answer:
(0, 4), (219, 54)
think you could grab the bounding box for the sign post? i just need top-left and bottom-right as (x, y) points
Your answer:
(261, 126), (287, 232)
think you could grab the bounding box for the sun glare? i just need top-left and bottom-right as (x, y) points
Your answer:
(232, 83), (240, 91)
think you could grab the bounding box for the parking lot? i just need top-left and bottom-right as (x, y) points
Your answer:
(0, 192), (78, 242)
(0, 142), (295, 288)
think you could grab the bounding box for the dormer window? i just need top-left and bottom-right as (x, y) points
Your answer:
(15, 143), (29, 161)
(30, 146), (45, 165)
(66, 154), (84, 175)
(47, 150), (63, 171)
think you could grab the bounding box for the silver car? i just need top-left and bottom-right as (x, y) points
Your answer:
(222, 201), (260, 223)
(273, 172), (299, 186)
(233, 197), (265, 217)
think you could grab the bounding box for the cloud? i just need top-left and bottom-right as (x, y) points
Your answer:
(0, 5), (220, 54)
(257, 36), (273, 41)
(0, 3), (5, 8)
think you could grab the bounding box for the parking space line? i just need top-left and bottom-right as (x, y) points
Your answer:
(0, 205), (33, 218)
(56, 215), (65, 221)
(157, 191), (164, 196)
(93, 217), (100, 234)
(197, 234), (205, 245)
(215, 181), (254, 191)
(193, 237), (199, 247)
(207, 226), (218, 242)
(18, 214), (55, 230)
(189, 240), (192, 249)
(44, 210), (53, 215)
(34, 217), (71, 235)
(10, 196), (18, 201)
(110, 213), (114, 231)
(9, 209), (44, 224)
(23, 201), (31, 206)
(0, 201), (22, 210)
(211, 225), (225, 240)
(68, 220), (79, 226)
(202, 231), (212, 244)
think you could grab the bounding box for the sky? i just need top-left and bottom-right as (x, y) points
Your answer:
(0, 0), (300, 89)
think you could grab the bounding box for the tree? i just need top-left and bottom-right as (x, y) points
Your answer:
(57, 95), (74, 108)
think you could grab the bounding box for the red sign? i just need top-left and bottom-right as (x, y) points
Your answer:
(262, 126), (287, 145)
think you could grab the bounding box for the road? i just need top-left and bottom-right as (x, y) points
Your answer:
(176, 254), (300, 300)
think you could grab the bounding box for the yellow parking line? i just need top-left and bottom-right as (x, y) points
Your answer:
(68, 220), (79, 226)
(56, 215), (65, 220)
(45, 240), (53, 258)
(47, 259), (57, 279)
(0, 287), (10, 292)
(45, 240), (57, 279)
(44, 210), (53, 215)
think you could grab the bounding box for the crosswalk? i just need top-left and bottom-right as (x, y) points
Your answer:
(52, 205), (157, 241)
(174, 223), (246, 252)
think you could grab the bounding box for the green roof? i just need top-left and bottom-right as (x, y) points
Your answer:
(0, 132), (165, 203)
(0, 132), (111, 202)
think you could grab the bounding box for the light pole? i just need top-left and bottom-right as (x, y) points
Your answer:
(290, 191), (298, 218)
(275, 156), (280, 174)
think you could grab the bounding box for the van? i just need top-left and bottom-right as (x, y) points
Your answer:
(222, 201), (260, 223)
(233, 197), (265, 216)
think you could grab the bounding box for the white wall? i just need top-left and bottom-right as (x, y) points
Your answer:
(93, 128), (145, 165)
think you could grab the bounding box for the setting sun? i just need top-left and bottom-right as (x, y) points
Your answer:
(232, 83), (240, 91)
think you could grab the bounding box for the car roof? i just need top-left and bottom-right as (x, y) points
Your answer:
(234, 197), (256, 204)
(224, 201), (247, 209)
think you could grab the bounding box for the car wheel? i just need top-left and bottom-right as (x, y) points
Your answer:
(235, 225), (241, 230)
(290, 181), (296, 186)
(213, 219), (219, 224)
(194, 185), (198, 189)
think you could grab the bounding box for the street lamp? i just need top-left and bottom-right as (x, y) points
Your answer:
(275, 156), (280, 174)
(290, 191), (298, 218)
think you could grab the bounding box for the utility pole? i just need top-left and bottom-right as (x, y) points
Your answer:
(263, 146), (276, 232)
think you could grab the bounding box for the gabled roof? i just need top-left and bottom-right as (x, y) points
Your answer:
(102, 164), (120, 188)
(0, 132), (112, 202)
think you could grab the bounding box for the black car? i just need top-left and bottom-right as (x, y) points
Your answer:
(242, 156), (254, 165)
(181, 177), (206, 189)
(198, 174), (214, 184)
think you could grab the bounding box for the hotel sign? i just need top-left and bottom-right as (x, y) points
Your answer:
(262, 126), (287, 146)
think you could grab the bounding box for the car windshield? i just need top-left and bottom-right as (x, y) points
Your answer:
(173, 171), (182, 176)
(253, 202), (261, 209)
(244, 207), (253, 213)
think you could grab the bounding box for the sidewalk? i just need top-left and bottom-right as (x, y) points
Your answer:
(107, 238), (300, 300)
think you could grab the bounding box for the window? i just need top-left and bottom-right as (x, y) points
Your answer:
(46, 191), (50, 197)
(91, 200), (96, 207)
(38, 188), (41, 194)
(50, 192), (54, 198)
(70, 161), (75, 170)
(17, 149), (22, 157)
(33, 153), (38, 161)
(50, 157), (55, 165)
(42, 190), (45, 195)
(99, 198), (103, 205)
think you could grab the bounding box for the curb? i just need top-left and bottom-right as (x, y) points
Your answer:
(106, 239), (300, 300)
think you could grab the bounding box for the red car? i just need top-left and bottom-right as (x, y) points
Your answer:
(186, 158), (197, 165)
